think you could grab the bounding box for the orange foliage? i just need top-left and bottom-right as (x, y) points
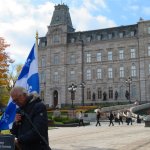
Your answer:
(0, 37), (12, 86)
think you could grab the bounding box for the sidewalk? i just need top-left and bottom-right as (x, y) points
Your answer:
(48, 122), (150, 150)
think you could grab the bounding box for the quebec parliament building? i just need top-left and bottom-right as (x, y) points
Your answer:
(38, 4), (150, 108)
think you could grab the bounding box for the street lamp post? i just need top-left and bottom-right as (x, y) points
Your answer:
(125, 77), (132, 103)
(68, 83), (77, 108)
(80, 82), (85, 106)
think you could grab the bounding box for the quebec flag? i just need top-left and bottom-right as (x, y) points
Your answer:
(0, 44), (40, 130)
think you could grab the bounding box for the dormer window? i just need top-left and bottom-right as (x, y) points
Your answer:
(131, 31), (135, 37)
(87, 36), (91, 42)
(108, 33), (112, 39)
(119, 32), (124, 38)
(71, 38), (75, 43)
(97, 35), (101, 40)
(148, 27), (150, 34)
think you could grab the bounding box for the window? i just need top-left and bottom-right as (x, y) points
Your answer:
(86, 69), (91, 80)
(108, 51), (112, 60)
(148, 46), (150, 56)
(54, 55), (59, 64)
(131, 85), (136, 98)
(108, 68), (113, 78)
(70, 70), (75, 81)
(119, 49), (124, 60)
(87, 88), (91, 100)
(87, 36), (91, 42)
(131, 31), (135, 37)
(131, 65), (136, 77)
(53, 35), (60, 43)
(131, 48), (136, 58)
(120, 67), (124, 78)
(97, 68), (102, 79)
(119, 85), (124, 98)
(97, 35), (101, 40)
(71, 38), (75, 43)
(86, 53), (91, 63)
(70, 54), (75, 64)
(40, 71), (46, 83)
(54, 71), (59, 82)
(41, 57), (46, 67)
(108, 34), (112, 39)
(109, 87), (113, 99)
(96, 52), (101, 61)
(119, 32), (124, 38)
(41, 41), (47, 48)
(148, 27), (150, 34)
(98, 88), (102, 99)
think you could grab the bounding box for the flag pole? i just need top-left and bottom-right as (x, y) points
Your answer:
(35, 31), (39, 63)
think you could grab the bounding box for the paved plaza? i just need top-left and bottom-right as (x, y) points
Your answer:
(48, 122), (150, 150)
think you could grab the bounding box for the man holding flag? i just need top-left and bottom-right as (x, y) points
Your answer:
(0, 44), (51, 150)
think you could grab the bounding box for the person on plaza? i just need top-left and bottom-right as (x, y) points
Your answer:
(125, 109), (133, 125)
(108, 111), (114, 126)
(117, 111), (123, 125)
(10, 86), (50, 150)
(78, 111), (85, 126)
(95, 111), (101, 126)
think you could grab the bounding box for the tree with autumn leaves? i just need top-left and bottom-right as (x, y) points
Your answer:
(0, 37), (13, 106)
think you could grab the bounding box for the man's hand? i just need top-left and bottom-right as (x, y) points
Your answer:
(15, 114), (22, 123)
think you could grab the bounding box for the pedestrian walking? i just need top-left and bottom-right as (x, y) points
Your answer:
(96, 111), (101, 126)
(108, 111), (114, 126)
(78, 111), (85, 126)
(117, 111), (123, 125)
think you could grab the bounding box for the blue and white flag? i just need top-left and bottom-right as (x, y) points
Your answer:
(0, 44), (39, 130)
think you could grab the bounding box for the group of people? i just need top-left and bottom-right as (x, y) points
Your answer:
(95, 109), (135, 127)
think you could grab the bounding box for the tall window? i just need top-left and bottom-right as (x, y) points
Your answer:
(87, 88), (91, 100)
(54, 55), (59, 64)
(120, 67), (124, 78)
(131, 65), (136, 77)
(98, 88), (102, 99)
(131, 48), (136, 58)
(131, 85), (136, 98)
(70, 70), (75, 81)
(119, 50), (124, 60)
(109, 87), (113, 99)
(149, 64), (150, 74)
(97, 68), (102, 79)
(86, 53), (91, 63)
(54, 71), (59, 82)
(148, 27), (150, 34)
(96, 52), (101, 61)
(108, 51), (112, 60)
(148, 46), (150, 56)
(86, 69), (91, 80)
(40, 71), (45, 83)
(119, 85), (124, 98)
(41, 57), (46, 67)
(53, 35), (60, 43)
(70, 54), (75, 64)
(108, 68), (113, 78)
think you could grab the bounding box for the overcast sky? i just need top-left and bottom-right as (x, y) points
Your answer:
(0, 0), (150, 65)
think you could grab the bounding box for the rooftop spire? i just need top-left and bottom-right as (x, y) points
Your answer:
(50, 4), (74, 31)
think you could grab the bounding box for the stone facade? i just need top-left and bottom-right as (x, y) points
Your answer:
(38, 4), (150, 108)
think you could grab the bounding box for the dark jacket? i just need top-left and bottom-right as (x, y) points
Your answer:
(11, 95), (49, 150)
